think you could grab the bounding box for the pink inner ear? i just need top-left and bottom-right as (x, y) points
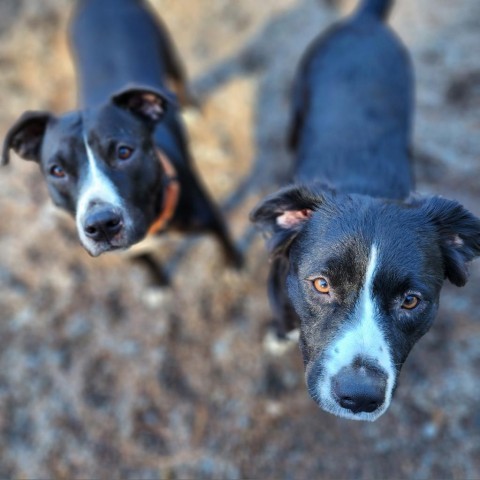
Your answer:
(446, 233), (464, 248)
(140, 94), (164, 120)
(276, 209), (312, 229)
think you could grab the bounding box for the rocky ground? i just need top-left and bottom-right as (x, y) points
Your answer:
(0, 0), (479, 478)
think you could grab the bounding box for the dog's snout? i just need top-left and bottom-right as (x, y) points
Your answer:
(332, 363), (387, 414)
(83, 208), (123, 242)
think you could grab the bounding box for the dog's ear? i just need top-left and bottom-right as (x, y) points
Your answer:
(421, 196), (480, 286)
(112, 86), (176, 124)
(2, 111), (52, 165)
(250, 184), (323, 255)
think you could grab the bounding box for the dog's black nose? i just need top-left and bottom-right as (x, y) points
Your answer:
(332, 363), (387, 414)
(83, 208), (123, 242)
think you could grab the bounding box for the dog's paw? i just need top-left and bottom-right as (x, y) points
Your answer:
(263, 328), (299, 356)
(141, 286), (173, 309)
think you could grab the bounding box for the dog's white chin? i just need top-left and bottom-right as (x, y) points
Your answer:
(81, 240), (126, 257)
(317, 399), (390, 422)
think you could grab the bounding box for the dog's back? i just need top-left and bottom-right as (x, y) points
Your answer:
(70, 0), (172, 107)
(289, 0), (413, 199)
(251, 0), (480, 423)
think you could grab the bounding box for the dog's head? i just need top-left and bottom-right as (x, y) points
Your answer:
(251, 184), (480, 421)
(2, 86), (174, 256)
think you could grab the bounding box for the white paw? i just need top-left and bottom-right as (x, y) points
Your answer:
(263, 328), (300, 356)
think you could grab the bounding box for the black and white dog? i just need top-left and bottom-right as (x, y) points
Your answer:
(251, 0), (480, 421)
(2, 0), (242, 283)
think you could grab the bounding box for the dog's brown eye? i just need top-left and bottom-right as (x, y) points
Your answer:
(117, 145), (133, 160)
(49, 165), (66, 178)
(313, 277), (330, 294)
(402, 294), (420, 310)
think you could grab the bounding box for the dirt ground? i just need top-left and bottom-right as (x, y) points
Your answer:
(0, 0), (479, 478)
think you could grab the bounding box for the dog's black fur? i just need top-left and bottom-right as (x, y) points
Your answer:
(251, 0), (480, 420)
(2, 0), (242, 284)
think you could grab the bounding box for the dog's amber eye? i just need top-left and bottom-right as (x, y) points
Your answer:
(402, 294), (420, 310)
(117, 145), (133, 160)
(313, 277), (330, 294)
(49, 165), (66, 178)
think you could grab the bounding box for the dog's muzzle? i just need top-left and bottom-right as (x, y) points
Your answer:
(331, 361), (387, 414)
(83, 205), (124, 243)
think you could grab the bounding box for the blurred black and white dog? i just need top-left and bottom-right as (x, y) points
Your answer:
(251, 0), (480, 420)
(2, 0), (242, 283)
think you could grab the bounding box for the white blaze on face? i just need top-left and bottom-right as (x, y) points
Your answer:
(316, 244), (396, 421)
(76, 135), (124, 249)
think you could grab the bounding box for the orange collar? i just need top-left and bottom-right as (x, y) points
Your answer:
(147, 149), (180, 235)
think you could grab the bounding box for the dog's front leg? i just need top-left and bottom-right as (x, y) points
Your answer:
(268, 256), (299, 338)
(131, 252), (170, 287)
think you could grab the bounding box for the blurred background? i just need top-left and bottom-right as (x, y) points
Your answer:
(0, 0), (479, 478)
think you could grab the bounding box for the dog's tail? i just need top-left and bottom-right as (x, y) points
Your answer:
(355, 0), (394, 21)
